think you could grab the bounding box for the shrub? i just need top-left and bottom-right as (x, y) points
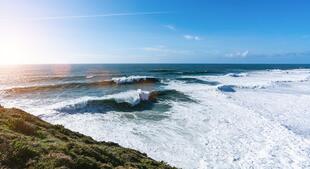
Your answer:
(6, 140), (39, 168)
(36, 130), (47, 139)
(7, 118), (37, 136)
(34, 152), (74, 168)
(75, 156), (100, 169)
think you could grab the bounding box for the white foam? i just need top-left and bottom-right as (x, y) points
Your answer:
(188, 69), (310, 89)
(44, 79), (310, 168)
(137, 89), (150, 101)
(86, 75), (95, 79)
(230, 84), (310, 137)
(51, 89), (151, 111)
(225, 72), (248, 77)
(105, 89), (150, 106)
(112, 75), (155, 84)
(0, 89), (153, 116)
(4, 69), (310, 169)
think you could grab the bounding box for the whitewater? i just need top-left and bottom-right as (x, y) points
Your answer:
(1, 65), (310, 169)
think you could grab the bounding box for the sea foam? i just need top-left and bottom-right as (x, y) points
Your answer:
(112, 76), (159, 84)
(2, 68), (310, 169)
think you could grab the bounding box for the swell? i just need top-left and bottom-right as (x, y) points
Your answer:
(176, 77), (220, 85)
(26, 75), (87, 83)
(152, 89), (194, 102)
(26, 74), (121, 82)
(148, 69), (177, 73)
(180, 70), (214, 75)
(0, 74), (115, 84)
(56, 89), (193, 114)
(148, 69), (222, 75)
(3, 81), (113, 95)
(2, 76), (160, 95)
(169, 70), (220, 75)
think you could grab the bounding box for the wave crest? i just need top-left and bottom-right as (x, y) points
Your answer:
(3, 76), (160, 95)
(225, 73), (248, 77)
(55, 89), (192, 114)
(112, 76), (159, 84)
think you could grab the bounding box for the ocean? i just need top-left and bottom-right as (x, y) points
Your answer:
(1, 64), (310, 168)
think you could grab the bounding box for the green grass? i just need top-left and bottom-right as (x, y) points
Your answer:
(0, 105), (175, 169)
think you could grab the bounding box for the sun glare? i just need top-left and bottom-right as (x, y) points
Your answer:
(0, 22), (38, 65)
(1, 36), (26, 64)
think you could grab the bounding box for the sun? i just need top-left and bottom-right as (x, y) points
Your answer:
(0, 22), (38, 64)
(0, 36), (25, 64)
(0, 31), (36, 64)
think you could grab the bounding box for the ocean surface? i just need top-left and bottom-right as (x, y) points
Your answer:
(1, 64), (310, 168)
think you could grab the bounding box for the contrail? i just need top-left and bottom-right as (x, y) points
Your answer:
(0, 11), (171, 22)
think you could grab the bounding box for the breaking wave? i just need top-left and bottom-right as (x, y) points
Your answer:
(3, 76), (160, 95)
(111, 76), (159, 84)
(225, 72), (248, 77)
(55, 89), (193, 114)
(188, 69), (310, 92)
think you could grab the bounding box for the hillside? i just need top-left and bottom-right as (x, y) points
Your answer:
(0, 105), (175, 169)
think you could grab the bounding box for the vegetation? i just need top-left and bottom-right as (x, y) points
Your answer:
(0, 105), (175, 169)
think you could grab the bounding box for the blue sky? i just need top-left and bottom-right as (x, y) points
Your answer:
(0, 0), (310, 63)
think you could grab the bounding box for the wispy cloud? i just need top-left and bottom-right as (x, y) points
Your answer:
(226, 50), (249, 58)
(143, 46), (193, 55)
(164, 25), (176, 31)
(183, 35), (201, 41)
(0, 11), (171, 22)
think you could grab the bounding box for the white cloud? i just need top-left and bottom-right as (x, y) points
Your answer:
(183, 35), (201, 41)
(164, 25), (176, 31)
(226, 50), (249, 58)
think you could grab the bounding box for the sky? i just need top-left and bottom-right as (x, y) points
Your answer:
(0, 0), (310, 64)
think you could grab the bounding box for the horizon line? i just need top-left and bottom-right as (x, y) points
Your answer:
(1, 63), (310, 66)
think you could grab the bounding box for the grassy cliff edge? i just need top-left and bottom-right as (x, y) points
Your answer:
(0, 105), (175, 169)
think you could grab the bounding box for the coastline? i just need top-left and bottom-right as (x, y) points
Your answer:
(0, 105), (175, 169)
